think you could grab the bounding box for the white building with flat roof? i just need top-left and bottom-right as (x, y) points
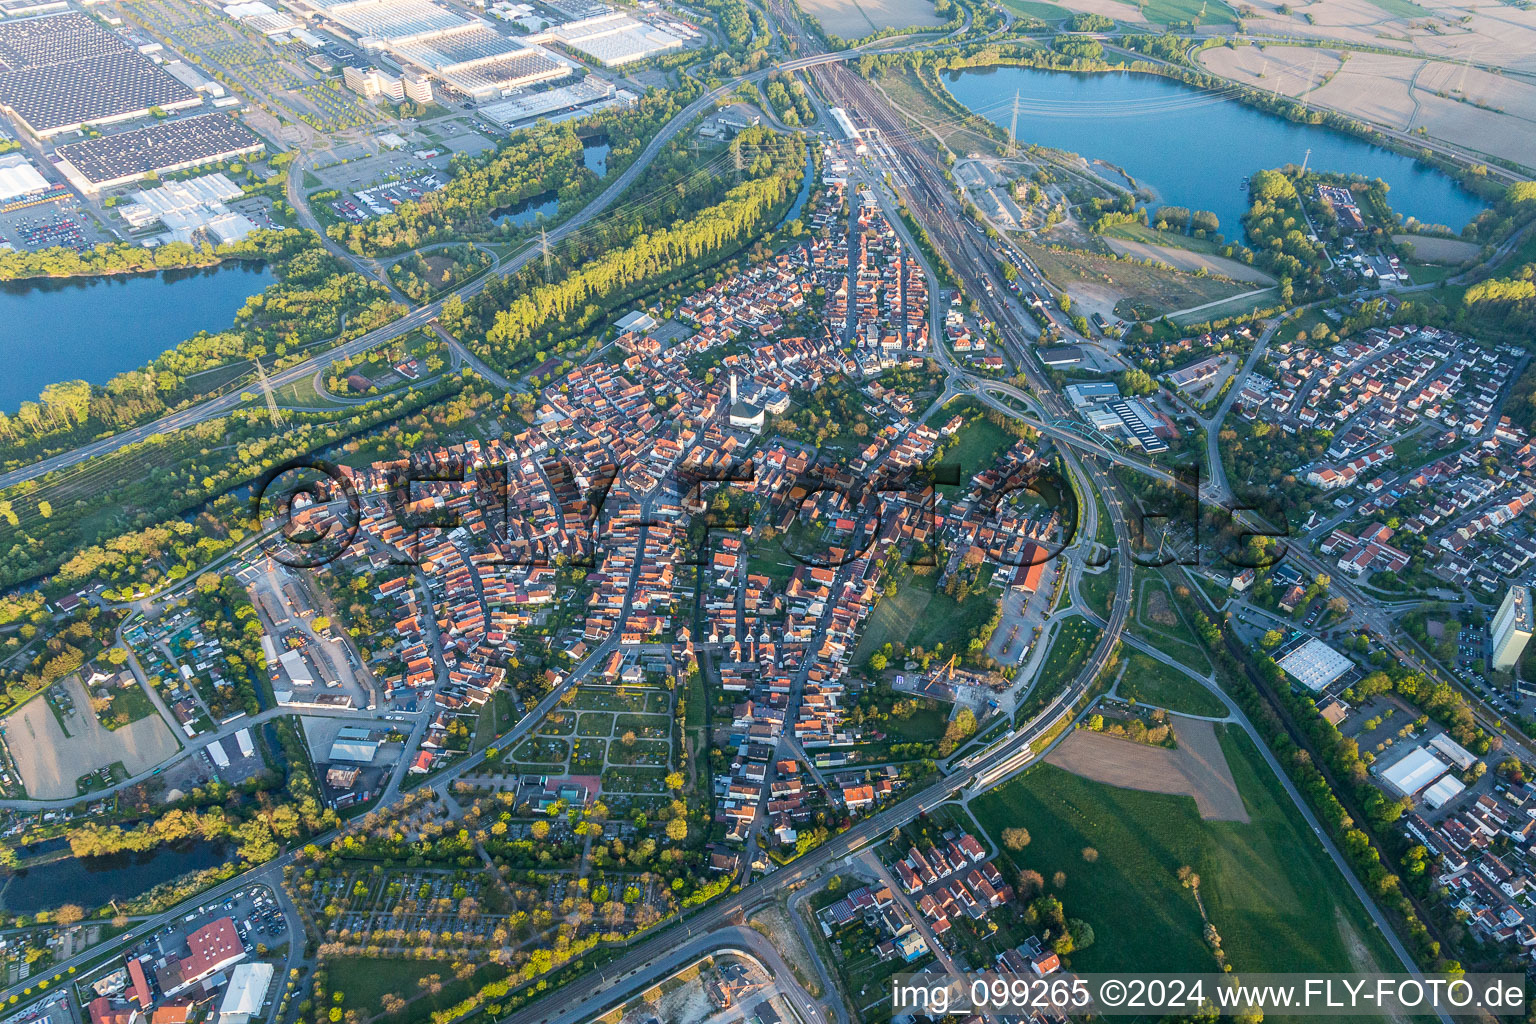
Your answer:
(218, 962), (274, 1024)
(1275, 637), (1353, 692)
(1492, 585), (1532, 673)
(1421, 774), (1465, 810)
(0, 153), (50, 202)
(1380, 746), (1451, 798)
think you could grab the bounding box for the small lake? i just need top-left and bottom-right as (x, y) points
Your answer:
(0, 261), (276, 414)
(490, 137), (608, 229)
(582, 135), (610, 177)
(491, 191), (559, 228)
(944, 66), (1488, 236)
(0, 838), (229, 913)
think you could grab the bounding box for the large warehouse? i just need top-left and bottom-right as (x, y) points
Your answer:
(55, 112), (265, 192)
(1379, 746), (1451, 798)
(292, 0), (571, 100)
(550, 11), (686, 67)
(1275, 636), (1354, 693)
(0, 152), (49, 201)
(0, 13), (200, 137)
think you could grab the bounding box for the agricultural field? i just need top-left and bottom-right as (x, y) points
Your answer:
(1045, 716), (1247, 820)
(1199, 42), (1536, 170)
(971, 728), (1400, 979)
(1, 675), (177, 799)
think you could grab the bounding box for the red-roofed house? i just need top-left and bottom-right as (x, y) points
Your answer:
(158, 918), (245, 997)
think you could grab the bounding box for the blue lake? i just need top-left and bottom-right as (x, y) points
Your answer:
(583, 136), (610, 176)
(943, 66), (1488, 236)
(492, 192), (559, 228)
(0, 260), (276, 413)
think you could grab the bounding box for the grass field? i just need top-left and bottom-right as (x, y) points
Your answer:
(884, 700), (950, 743)
(1358, 0), (1428, 18)
(855, 566), (1001, 663)
(1140, 0), (1238, 24)
(1021, 242), (1251, 321)
(1079, 562), (1117, 619)
(970, 727), (1398, 978)
(329, 957), (511, 1023)
(927, 398), (1020, 488)
(1130, 574), (1213, 675)
(1102, 220), (1226, 255)
(852, 574), (934, 662)
(1169, 287), (1279, 327)
(1021, 617), (1102, 719)
(101, 682), (157, 730)
(999, 0), (1068, 19)
(1118, 652), (1227, 717)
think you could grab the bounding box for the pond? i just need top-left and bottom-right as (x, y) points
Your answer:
(0, 838), (230, 913)
(582, 135), (610, 177)
(774, 149), (818, 233)
(0, 260), (277, 414)
(489, 136), (610, 230)
(491, 191), (559, 228)
(943, 66), (1488, 236)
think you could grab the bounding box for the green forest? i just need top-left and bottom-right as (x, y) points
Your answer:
(327, 93), (683, 257)
(463, 127), (807, 373)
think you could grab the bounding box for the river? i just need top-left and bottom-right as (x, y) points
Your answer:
(943, 66), (1488, 236)
(0, 838), (229, 914)
(0, 261), (276, 414)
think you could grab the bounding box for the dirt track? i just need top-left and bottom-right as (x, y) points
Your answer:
(1046, 716), (1249, 822)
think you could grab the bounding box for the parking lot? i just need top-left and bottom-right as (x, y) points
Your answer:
(0, 199), (115, 252)
(146, 884), (289, 965)
(320, 169), (444, 225)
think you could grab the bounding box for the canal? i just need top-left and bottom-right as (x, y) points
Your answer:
(0, 838), (230, 914)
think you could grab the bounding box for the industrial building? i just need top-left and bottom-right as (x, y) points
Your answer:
(1064, 381), (1168, 453)
(1275, 636), (1354, 693)
(478, 75), (626, 127)
(1492, 585), (1532, 673)
(0, 152), (49, 202)
(549, 10), (687, 67)
(119, 172), (256, 245)
(343, 63), (433, 104)
(0, 13), (200, 137)
(54, 113), (264, 192)
(1166, 355), (1225, 392)
(329, 726), (379, 763)
(291, 0), (570, 100)
(1379, 745), (1452, 799)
